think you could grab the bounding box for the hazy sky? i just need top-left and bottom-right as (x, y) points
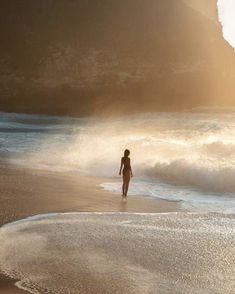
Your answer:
(217, 0), (235, 49)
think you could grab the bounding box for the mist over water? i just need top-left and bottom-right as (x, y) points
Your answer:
(1, 3), (235, 293)
(1, 111), (235, 292)
(1, 110), (235, 212)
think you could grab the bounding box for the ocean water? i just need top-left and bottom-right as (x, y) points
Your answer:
(0, 212), (234, 294)
(0, 110), (235, 212)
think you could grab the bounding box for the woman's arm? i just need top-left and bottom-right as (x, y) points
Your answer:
(119, 158), (123, 175)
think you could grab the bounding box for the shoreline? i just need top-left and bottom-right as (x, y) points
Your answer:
(0, 165), (180, 227)
(0, 165), (180, 293)
(0, 274), (26, 294)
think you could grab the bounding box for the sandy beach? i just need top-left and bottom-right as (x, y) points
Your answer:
(0, 165), (179, 293)
(1, 0), (235, 292)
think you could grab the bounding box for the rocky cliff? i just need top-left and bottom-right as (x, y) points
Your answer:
(0, 0), (235, 116)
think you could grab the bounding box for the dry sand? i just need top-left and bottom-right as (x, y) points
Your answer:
(0, 165), (179, 293)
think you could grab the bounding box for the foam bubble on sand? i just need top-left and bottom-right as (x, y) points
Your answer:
(0, 212), (234, 293)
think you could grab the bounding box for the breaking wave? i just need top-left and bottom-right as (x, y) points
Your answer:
(144, 159), (235, 193)
(1, 111), (235, 195)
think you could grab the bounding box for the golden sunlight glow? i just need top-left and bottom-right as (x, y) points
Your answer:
(218, 0), (235, 49)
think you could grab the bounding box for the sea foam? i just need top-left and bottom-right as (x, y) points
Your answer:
(1, 111), (235, 212)
(0, 212), (234, 293)
(4, 111), (235, 193)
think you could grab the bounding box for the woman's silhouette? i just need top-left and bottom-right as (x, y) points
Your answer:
(119, 149), (133, 199)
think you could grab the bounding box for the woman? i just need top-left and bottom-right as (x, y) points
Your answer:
(119, 149), (133, 199)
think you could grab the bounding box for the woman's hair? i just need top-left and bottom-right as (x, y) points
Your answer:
(124, 149), (130, 157)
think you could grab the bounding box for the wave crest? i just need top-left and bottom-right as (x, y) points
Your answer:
(144, 159), (235, 193)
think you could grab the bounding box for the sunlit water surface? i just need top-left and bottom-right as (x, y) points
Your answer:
(1, 110), (235, 212)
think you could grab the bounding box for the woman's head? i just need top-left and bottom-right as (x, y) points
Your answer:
(124, 149), (130, 157)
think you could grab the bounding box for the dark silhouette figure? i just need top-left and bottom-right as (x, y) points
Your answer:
(119, 149), (133, 200)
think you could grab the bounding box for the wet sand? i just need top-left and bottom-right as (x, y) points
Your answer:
(0, 274), (26, 294)
(1, 212), (234, 294)
(0, 165), (179, 293)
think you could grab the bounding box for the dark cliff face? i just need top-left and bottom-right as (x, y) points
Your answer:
(0, 0), (235, 116)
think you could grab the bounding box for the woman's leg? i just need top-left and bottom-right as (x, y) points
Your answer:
(123, 172), (131, 196)
(122, 174), (125, 196)
(125, 181), (130, 196)
(122, 182), (125, 196)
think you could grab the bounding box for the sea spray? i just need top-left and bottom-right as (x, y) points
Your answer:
(1, 111), (235, 211)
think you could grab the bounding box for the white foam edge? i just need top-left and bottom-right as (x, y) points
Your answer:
(2, 211), (234, 229)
